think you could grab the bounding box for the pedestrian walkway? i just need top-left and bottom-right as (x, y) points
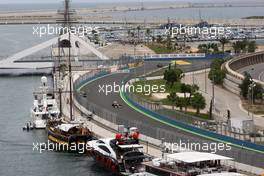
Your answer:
(183, 70), (264, 129)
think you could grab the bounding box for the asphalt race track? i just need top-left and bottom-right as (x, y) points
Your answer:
(79, 61), (264, 168)
(237, 63), (264, 81)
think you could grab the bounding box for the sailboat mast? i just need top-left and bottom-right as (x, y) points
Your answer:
(66, 0), (73, 121)
(58, 36), (62, 118)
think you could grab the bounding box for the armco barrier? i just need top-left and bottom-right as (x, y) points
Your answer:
(121, 89), (264, 154)
(74, 70), (111, 91)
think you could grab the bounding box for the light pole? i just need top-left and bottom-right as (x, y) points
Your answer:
(248, 79), (256, 120)
(212, 75), (215, 107)
(204, 64), (207, 93)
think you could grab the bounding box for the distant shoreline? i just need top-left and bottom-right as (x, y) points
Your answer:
(0, 1), (264, 14)
(243, 16), (264, 19)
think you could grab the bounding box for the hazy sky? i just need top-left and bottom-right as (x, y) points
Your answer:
(0, 0), (261, 4)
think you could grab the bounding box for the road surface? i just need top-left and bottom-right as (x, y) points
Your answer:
(77, 61), (264, 168)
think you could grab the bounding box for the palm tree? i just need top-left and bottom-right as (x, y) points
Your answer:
(168, 92), (177, 110)
(247, 41), (257, 53)
(168, 93), (186, 112)
(137, 25), (141, 42)
(157, 35), (162, 43)
(232, 41), (241, 53)
(127, 29), (131, 41)
(146, 28), (151, 44)
(219, 37), (229, 53)
(191, 93), (206, 114)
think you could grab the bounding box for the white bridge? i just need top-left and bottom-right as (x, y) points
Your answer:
(0, 33), (109, 75)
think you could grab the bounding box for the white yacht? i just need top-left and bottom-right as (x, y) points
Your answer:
(31, 76), (60, 129)
(88, 127), (147, 175)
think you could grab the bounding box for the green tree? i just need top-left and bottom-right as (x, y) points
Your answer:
(208, 59), (226, 85)
(219, 37), (229, 53)
(198, 43), (218, 53)
(208, 69), (226, 85)
(232, 40), (248, 53)
(198, 44), (210, 53)
(166, 34), (173, 50)
(247, 41), (257, 53)
(210, 58), (224, 69)
(137, 25), (141, 41)
(232, 41), (241, 53)
(189, 84), (199, 100)
(167, 92), (177, 110)
(191, 93), (206, 114)
(240, 39), (249, 53)
(249, 83), (264, 103)
(157, 35), (162, 43)
(164, 68), (184, 87)
(181, 83), (194, 111)
(239, 72), (252, 98)
(180, 83), (189, 98)
(168, 92), (186, 111)
(210, 43), (219, 53)
(146, 28), (151, 44)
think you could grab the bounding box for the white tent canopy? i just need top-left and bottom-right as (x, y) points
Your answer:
(167, 152), (233, 163)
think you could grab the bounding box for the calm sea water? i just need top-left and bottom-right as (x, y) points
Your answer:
(0, 2), (264, 20)
(0, 26), (111, 176)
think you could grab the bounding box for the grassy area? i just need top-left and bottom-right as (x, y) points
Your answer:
(146, 43), (175, 54)
(183, 110), (210, 120)
(132, 79), (210, 121)
(156, 109), (210, 124)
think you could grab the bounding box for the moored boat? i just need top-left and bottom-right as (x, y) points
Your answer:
(31, 76), (60, 129)
(88, 126), (148, 175)
(47, 119), (94, 152)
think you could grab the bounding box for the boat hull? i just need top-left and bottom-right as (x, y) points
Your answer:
(88, 150), (120, 175)
(47, 126), (94, 153)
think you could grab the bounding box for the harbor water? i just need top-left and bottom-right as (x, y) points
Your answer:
(0, 25), (112, 176)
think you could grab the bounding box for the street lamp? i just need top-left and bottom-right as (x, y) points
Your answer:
(248, 79), (256, 120)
